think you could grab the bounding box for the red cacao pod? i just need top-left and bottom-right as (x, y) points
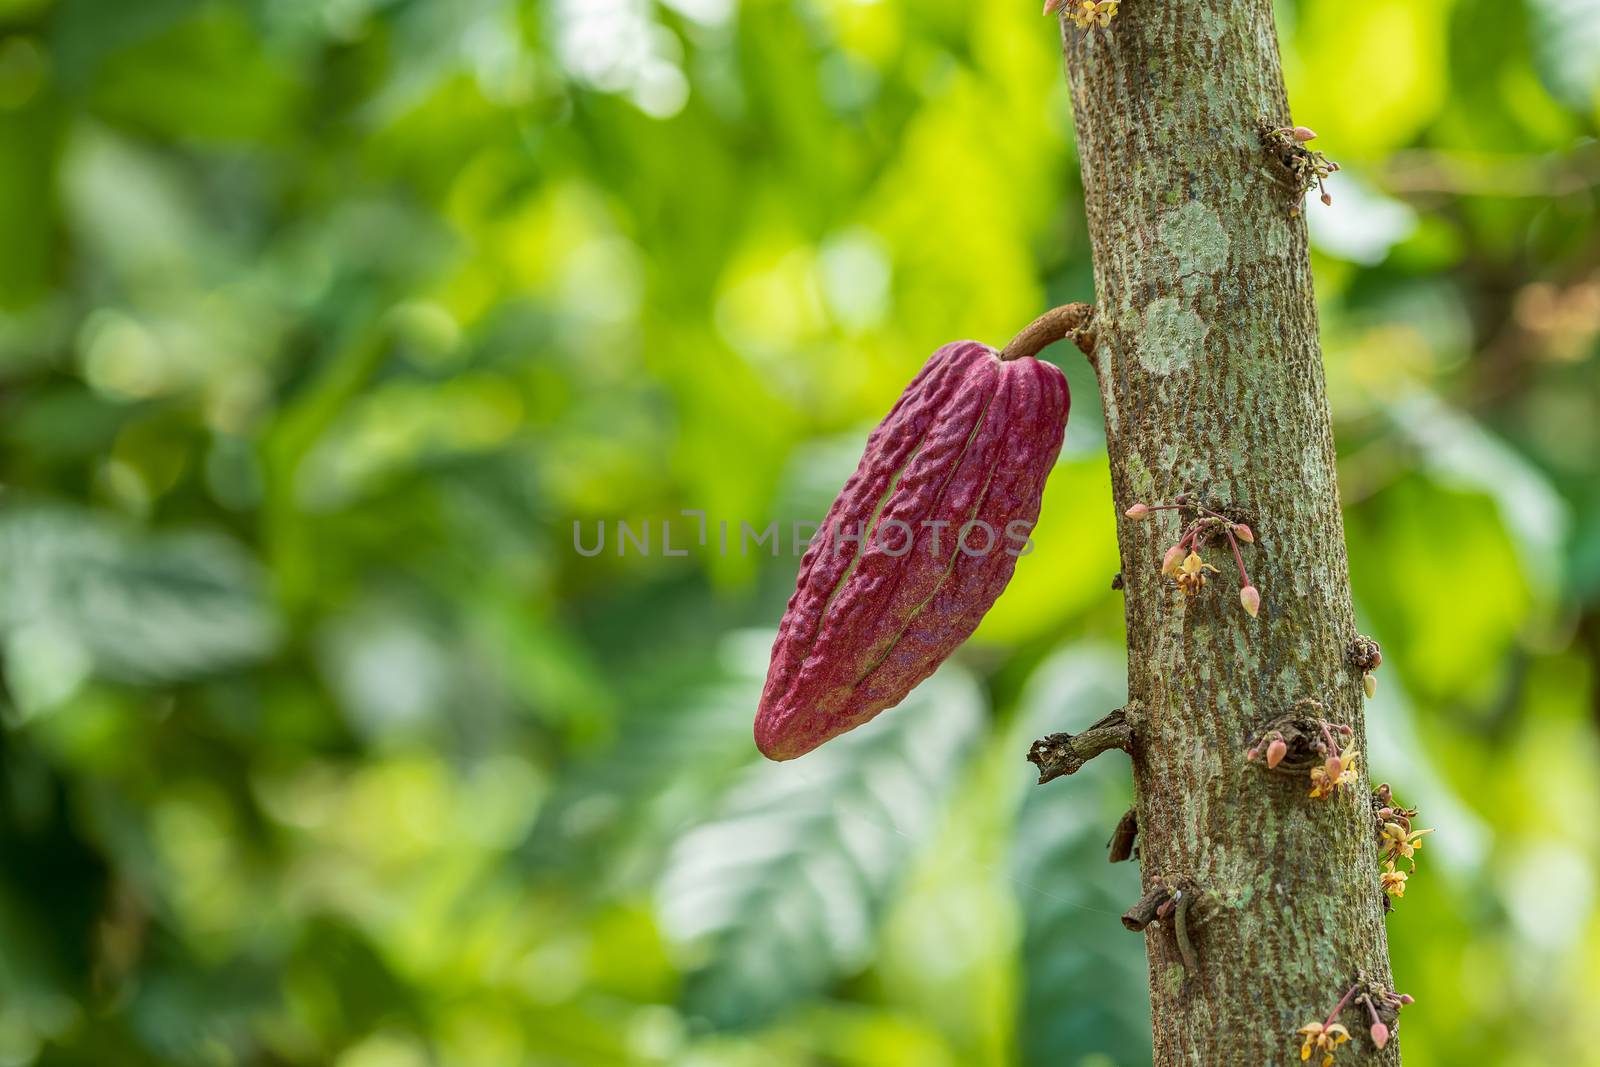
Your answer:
(755, 341), (1070, 760)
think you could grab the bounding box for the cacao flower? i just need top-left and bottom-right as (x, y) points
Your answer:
(755, 341), (1070, 760)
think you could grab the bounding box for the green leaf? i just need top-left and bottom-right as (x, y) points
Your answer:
(657, 665), (985, 1030)
(1006, 647), (1151, 1067)
(1383, 390), (1569, 596)
(0, 505), (279, 687)
(524, 629), (766, 891)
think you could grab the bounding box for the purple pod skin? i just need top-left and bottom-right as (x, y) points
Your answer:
(755, 341), (1070, 760)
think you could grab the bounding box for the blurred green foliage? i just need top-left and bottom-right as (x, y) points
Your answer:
(1, 0), (1598, 1064)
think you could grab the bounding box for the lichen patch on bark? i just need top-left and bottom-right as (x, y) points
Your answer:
(1161, 201), (1231, 277)
(1134, 296), (1208, 375)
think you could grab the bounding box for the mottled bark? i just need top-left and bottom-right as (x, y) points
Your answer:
(1052, 3), (1399, 1063)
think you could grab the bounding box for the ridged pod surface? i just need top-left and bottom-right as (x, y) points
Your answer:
(755, 342), (1070, 760)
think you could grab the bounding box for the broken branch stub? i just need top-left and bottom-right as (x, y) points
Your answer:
(1028, 707), (1134, 784)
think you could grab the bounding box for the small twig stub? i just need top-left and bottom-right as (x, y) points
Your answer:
(1028, 707), (1134, 784)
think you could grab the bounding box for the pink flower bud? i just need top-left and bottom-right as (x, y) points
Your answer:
(1232, 523), (1254, 543)
(1363, 672), (1378, 699)
(1292, 126), (1317, 142)
(1320, 191), (1333, 206)
(1398, 994), (1414, 1005)
(1265, 738), (1288, 769)
(1370, 1023), (1390, 1050)
(1325, 755), (1344, 779)
(1161, 543), (1186, 576)
(1239, 584), (1260, 618)
(1043, 0), (1064, 13)
(1125, 503), (1153, 521)
(1246, 747), (1260, 761)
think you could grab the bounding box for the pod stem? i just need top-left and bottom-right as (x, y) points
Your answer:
(999, 302), (1096, 363)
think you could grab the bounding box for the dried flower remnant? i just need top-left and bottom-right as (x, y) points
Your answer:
(1347, 634), (1382, 699)
(1106, 807), (1139, 863)
(1346, 635), (1382, 671)
(1371, 782), (1415, 825)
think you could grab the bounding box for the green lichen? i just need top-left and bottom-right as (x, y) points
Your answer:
(1262, 217), (1291, 260)
(1126, 448), (1156, 498)
(1161, 201), (1231, 276)
(1135, 296), (1208, 375)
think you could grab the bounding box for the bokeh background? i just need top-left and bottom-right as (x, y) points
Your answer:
(1, 0), (1598, 1064)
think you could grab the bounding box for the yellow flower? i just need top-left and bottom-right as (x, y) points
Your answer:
(1307, 744), (1358, 799)
(1067, 0), (1118, 27)
(1380, 863), (1407, 898)
(1380, 822), (1434, 865)
(1297, 1020), (1350, 1066)
(1174, 551), (1219, 596)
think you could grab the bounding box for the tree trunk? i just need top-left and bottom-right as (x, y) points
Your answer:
(1054, 3), (1400, 1063)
